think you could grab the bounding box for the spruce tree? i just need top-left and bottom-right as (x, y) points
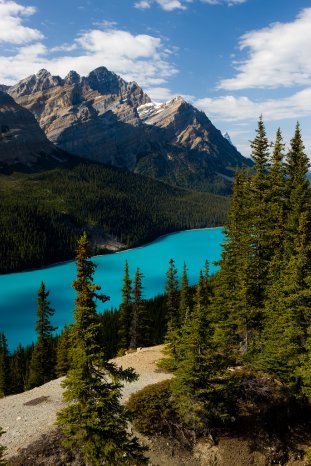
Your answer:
(130, 268), (150, 348)
(26, 282), (57, 389)
(258, 212), (311, 383)
(211, 169), (253, 361)
(179, 262), (191, 324)
(165, 259), (180, 324)
(161, 259), (180, 370)
(118, 260), (132, 351)
(172, 276), (227, 434)
(55, 325), (71, 377)
(57, 232), (146, 465)
(0, 333), (10, 397)
(248, 116), (271, 311)
(285, 123), (311, 253)
(267, 129), (286, 255)
(10, 345), (27, 394)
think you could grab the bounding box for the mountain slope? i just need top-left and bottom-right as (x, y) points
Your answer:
(8, 67), (251, 193)
(0, 160), (229, 273)
(0, 91), (68, 171)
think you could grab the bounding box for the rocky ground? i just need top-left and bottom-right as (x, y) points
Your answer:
(0, 345), (172, 461)
(1, 345), (310, 466)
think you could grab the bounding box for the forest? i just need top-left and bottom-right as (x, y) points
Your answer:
(0, 160), (229, 273)
(1, 118), (311, 465)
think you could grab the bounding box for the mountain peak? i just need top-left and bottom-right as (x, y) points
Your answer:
(64, 70), (81, 85)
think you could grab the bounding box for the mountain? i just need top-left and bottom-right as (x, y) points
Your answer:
(8, 68), (150, 170)
(0, 84), (9, 92)
(8, 67), (251, 193)
(223, 131), (235, 147)
(0, 91), (67, 171)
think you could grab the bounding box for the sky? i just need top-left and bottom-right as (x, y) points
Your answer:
(0, 0), (310, 156)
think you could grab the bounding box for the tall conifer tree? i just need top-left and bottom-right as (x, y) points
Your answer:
(57, 233), (146, 465)
(118, 260), (132, 351)
(26, 282), (57, 389)
(285, 123), (311, 253)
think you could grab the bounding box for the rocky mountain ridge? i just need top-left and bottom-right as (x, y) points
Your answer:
(0, 91), (67, 170)
(4, 67), (251, 192)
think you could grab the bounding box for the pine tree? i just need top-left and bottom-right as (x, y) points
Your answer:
(172, 276), (228, 434)
(57, 232), (146, 465)
(10, 344), (27, 394)
(26, 282), (57, 389)
(0, 333), (10, 397)
(267, 128), (286, 258)
(161, 259), (181, 370)
(118, 260), (132, 351)
(179, 262), (191, 324)
(165, 258), (180, 324)
(130, 268), (150, 348)
(257, 213), (311, 383)
(55, 325), (71, 377)
(248, 116), (271, 311)
(285, 123), (311, 254)
(211, 168), (252, 361)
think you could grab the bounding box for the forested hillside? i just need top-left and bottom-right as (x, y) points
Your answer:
(0, 161), (229, 273)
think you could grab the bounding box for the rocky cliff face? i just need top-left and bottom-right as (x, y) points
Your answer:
(9, 67), (150, 170)
(0, 91), (66, 170)
(8, 67), (251, 192)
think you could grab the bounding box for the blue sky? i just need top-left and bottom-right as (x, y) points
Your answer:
(0, 0), (310, 156)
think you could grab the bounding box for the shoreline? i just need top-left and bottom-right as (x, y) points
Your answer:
(110, 225), (223, 256)
(0, 226), (223, 276)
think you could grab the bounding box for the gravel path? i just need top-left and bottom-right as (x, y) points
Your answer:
(0, 344), (172, 459)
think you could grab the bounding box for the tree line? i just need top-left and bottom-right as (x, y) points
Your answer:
(158, 119), (311, 438)
(0, 160), (229, 273)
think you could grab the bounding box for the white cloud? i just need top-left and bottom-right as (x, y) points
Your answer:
(0, 28), (177, 88)
(135, 0), (152, 8)
(0, 0), (43, 44)
(135, 0), (245, 11)
(202, 0), (247, 5)
(195, 87), (311, 122)
(219, 8), (311, 90)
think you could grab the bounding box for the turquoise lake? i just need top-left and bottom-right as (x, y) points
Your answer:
(0, 227), (224, 350)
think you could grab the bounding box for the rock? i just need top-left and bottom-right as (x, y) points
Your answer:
(0, 91), (67, 169)
(8, 66), (252, 192)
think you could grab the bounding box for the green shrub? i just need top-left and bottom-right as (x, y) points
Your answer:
(127, 380), (176, 435)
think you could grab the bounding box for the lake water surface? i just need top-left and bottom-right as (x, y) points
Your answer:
(0, 227), (223, 349)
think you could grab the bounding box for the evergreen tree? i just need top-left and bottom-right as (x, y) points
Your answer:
(26, 282), (57, 389)
(285, 123), (311, 253)
(165, 258), (180, 323)
(179, 262), (191, 323)
(130, 268), (150, 348)
(267, 128), (286, 259)
(248, 116), (271, 311)
(0, 333), (10, 397)
(161, 259), (181, 369)
(258, 213), (311, 383)
(211, 169), (252, 361)
(172, 276), (227, 434)
(10, 345), (27, 394)
(57, 232), (146, 465)
(55, 325), (71, 377)
(118, 260), (132, 351)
